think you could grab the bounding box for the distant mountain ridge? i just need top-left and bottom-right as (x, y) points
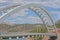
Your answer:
(0, 23), (42, 32)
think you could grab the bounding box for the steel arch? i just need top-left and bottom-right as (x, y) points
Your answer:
(0, 3), (57, 36)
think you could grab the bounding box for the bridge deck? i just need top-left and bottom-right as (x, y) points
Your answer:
(0, 32), (56, 37)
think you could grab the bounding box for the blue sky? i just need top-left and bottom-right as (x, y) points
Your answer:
(0, 0), (60, 24)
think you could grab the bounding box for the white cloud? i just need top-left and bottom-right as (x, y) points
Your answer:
(4, 15), (42, 24)
(50, 11), (60, 21)
(14, 18), (23, 21)
(12, 0), (60, 8)
(13, 0), (22, 3)
(0, 0), (7, 3)
(0, 0), (60, 8)
(1, 0), (60, 24)
(57, 14), (60, 20)
(10, 9), (28, 18)
(25, 16), (42, 24)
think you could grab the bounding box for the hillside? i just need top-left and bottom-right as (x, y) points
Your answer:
(0, 24), (43, 32)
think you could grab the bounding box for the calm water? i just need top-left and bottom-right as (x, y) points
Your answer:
(3, 38), (26, 40)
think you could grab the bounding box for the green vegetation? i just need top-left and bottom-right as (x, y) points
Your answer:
(33, 36), (42, 40)
(0, 24), (42, 32)
(0, 24), (15, 32)
(0, 20), (60, 40)
(0, 37), (2, 40)
(56, 23), (60, 28)
(9, 29), (19, 32)
(0, 23), (47, 40)
(56, 20), (60, 28)
(30, 28), (46, 40)
(28, 27), (47, 40)
(29, 27), (47, 33)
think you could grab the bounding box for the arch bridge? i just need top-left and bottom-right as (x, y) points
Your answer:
(0, 3), (57, 40)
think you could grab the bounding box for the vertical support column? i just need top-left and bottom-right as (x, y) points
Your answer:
(17, 36), (19, 39)
(39, 35), (41, 37)
(36, 35), (38, 37)
(23, 36), (25, 38)
(32, 35), (34, 38)
(42, 35), (44, 37)
(9, 37), (11, 40)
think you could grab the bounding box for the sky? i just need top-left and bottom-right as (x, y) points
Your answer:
(0, 0), (60, 24)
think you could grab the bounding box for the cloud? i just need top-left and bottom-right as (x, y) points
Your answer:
(4, 15), (42, 24)
(0, 0), (7, 3)
(0, 0), (60, 8)
(12, 0), (60, 8)
(0, 0), (12, 3)
(49, 11), (60, 21)
(0, 8), (28, 23)
(41, 1), (60, 8)
(9, 9), (29, 18)
(23, 16), (42, 24)
(0, 0), (60, 24)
